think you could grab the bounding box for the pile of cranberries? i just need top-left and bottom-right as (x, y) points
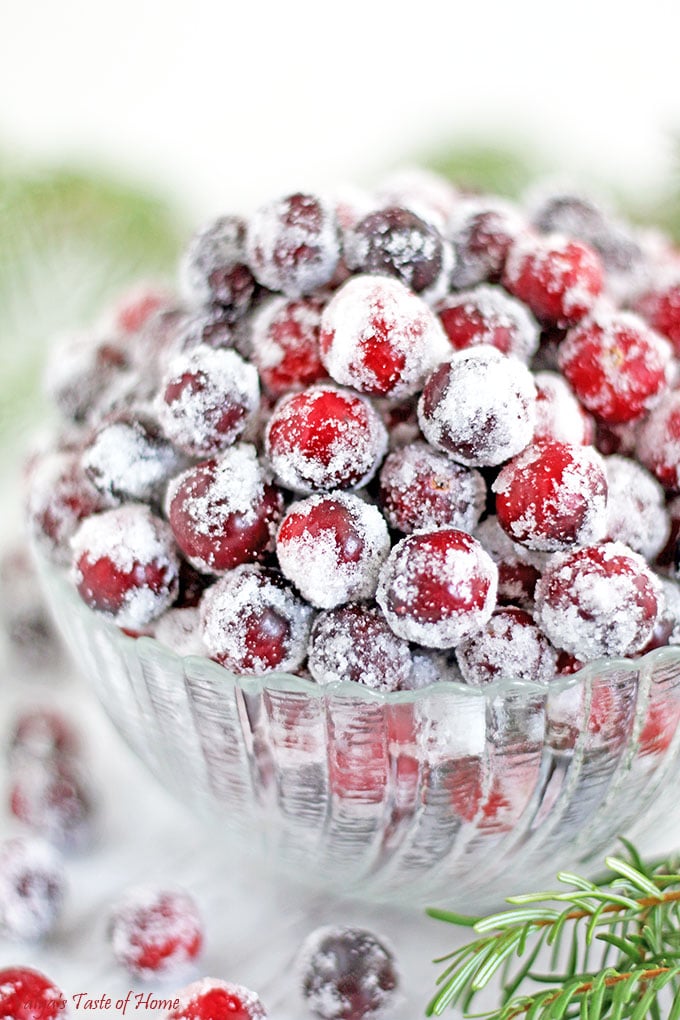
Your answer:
(27, 170), (680, 688)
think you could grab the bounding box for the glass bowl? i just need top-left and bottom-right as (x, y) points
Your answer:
(37, 553), (680, 910)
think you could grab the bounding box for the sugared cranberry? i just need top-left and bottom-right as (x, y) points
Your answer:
(167, 980), (267, 1020)
(534, 542), (662, 659)
(376, 167), (459, 227)
(0, 968), (67, 1020)
(157, 345), (260, 457)
(44, 331), (128, 423)
(298, 925), (399, 1020)
(533, 371), (594, 445)
(558, 312), (670, 424)
(0, 547), (60, 668)
(82, 414), (184, 504)
(9, 709), (79, 765)
(437, 284), (539, 362)
(250, 295), (327, 396)
(200, 565), (313, 674)
(493, 440), (608, 552)
(180, 215), (256, 319)
(344, 206), (452, 300)
(109, 886), (202, 978)
(264, 385), (387, 493)
(634, 276), (680, 355)
(448, 197), (524, 288)
(10, 758), (93, 851)
(171, 304), (235, 354)
(276, 493), (390, 609)
(417, 347), (537, 467)
(166, 446), (283, 574)
(246, 193), (340, 297)
(376, 529), (498, 647)
(0, 838), (65, 941)
(604, 455), (669, 560)
(636, 390), (680, 491)
(456, 607), (557, 685)
(319, 275), (449, 397)
(474, 516), (545, 608)
(401, 647), (460, 689)
(111, 283), (173, 336)
(72, 505), (180, 627)
(503, 234), (604, 326)
(308, 604), (412, 691)
(378, 441), (486, 534)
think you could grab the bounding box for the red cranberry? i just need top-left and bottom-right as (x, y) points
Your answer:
(401, 647), (460, 689)
(344, 206), (452, 300)
(166, 446), (283, 574)
(10, 758), (93, 851)
(276, 493), (390, 609)
(180, 215), (256, 319)
(378, 441), (486, 534)
(533, 371), (594, 445)
(298, 925), (399, 1020)
(503, 234), (604, 326)
(109, 886), (203, 978)
(0, 838), (65, 941)
(376, 529), (498, 647)
(157, 345), (260, 457)
(264, 385), (387, 493)
(474, 516), (545, 608)
(111, 283), (173, 336)
(171, 304), (235, 354)
(417, 347), (537, 467)
(529, 187), (608, 240)
(534, 542), (662, 659)
(308, 604), (412, 691)
(448, 197), (525, 288)
(0, 968), (67, 1020)
(636, 390), (680, 491)
(82, 414), (184, 504)
(45, 331), (129, 423)
(558, 312), (670, 424)
(246, 193), (340, 297)
(167, 980), (267, 1020)
(456, 606), (557, 685)
(250, 295), (327, 396)
(72, 505), (180, 628)
(9, 709), (79, 765)
(635, 276), (680, 355)
(200, 565), (313, 674)
(437, 284), (539, 362)
(604, 455), (669, 559)
(493, 440), (608, 551)
(319, 275), (449, 398)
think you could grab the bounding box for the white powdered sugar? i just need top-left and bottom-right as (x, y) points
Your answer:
(438, 283), (540, 362)
(153, 608), (208, 657)
(167, 444), (267, 536)
(605, 455), (670, 560)
(0, 837), (65, 941)
(456, 607), (557, 686)
(110, 885), (202, 978)
(636, 389), (680, 490)
(172, 979), (266, 1019)
(277, 492), (391, 609)
(44, 329), (126, 422)
(418, 346), (537, 467)
(401, 648), (462, 689)
(504, 232), (601, 319)
(533, 370), (593, 445)
(319, 274), (450, 398)
(447, 196), (525, 288)
(658, 577), (680, 645)
(307, 605), (412, 690)
(82, 418), (184, 503)
(179, 215), (249, 306)
(27, 449), (106, 564)
(376, 167), (460, 228)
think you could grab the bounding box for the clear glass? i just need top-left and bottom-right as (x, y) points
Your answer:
(38, 554), (680, 910)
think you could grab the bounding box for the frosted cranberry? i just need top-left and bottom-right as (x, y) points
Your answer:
(376, 529), (498, 647)
(493, 440), (608, 552)
(109, 886), (202, 978)
(308, 604), (412, 691)
(157, 345), (260, 457)
(530, 188), (608, 239)
(376, 167), (459, 227)
(319, 275), (449, 398)
(0, 547), (60, 668)
(635, 277), (680, 355)
(200, 565), (313, 674)
(298, 925), (399, 1020)
(401, 648), (461, 689)
(456, 607), (557, 685)
(0, 968), (67, 1020)
(72, 505), (180, 627)
(474, 517), (545, 608)
(558, 312), (670, 424)
(264, 385), (387, 493)
(437, 285), (539, 362)
(604, 455), (669, 560)
(250, 296), (327, 396)
(180, 215), (256, 318)
(246, 193), (340, 297)
(534, 542), (662, 659)
(344, 206), (452, 300)
(636, 390), (680, 491)
(45, 331), (128, 423)
(10, 758), (93, 851)
(417, 347), (537, 467)
(378, 441), (486, 534)
(111, 283), (173, 336)
(82, 414), (184, 504)
(166, 446), (283, 573)
(448, 197), (524, 288)
(167, 980), (266, 1020)
(503, 234), (604, 326)
(9, 709), (79, 765)
(533, 371), (594, 445)
(0, 838), (65, 941)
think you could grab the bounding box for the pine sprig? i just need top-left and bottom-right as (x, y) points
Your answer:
(427, 841), (680, 1019)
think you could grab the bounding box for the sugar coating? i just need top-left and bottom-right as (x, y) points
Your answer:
(0, 837), (65, 941)
(82, 418), (184, 503)
(169, 979), (266, 1020)
(474, 516), (546, 606)
(456, 607), (557, 685)
(44, 329), (127, 422)
(179, 214), (252, 307)
(605, 455), (670, 560)
(534, 542), (663, 660)
(157, 345), (260, 457)
(438, 284), (540, 362)
(636, 389), (680, 490)
(418, 346), (537, 467)
(319, 274), (450, 398)
(533, 371), (593, 445)
(504, 232), (602, 322)
(110, 885), (202, 978)
(249, 295), (326, 394)
(277, 492), (390, 609)
(308, 604), (412, 690)
(447, 196), (525, 288)
(10, 756), (93, 852)
(200, 565), (314, 674)
(153, 608), (208, 657)
(28, 449), (109, 564)
(657, 577), (680, 646)
(401, 648), (462, 690)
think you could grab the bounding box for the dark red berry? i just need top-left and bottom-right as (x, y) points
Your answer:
(448, 197), (524, 288)
(180, 215), (256, 318)
(437, 284), (539, 361)
(298, 926), (399, 1020)
(474, 517), (544, 608)
(456, 606), (557, 685)
(308, 603), (412, 691)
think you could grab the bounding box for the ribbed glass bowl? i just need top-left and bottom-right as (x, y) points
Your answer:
(37, 554), (680, 910)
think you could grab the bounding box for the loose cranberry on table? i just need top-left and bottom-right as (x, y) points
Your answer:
(249, 295), (327, 395)
(297, 925), (399, 1020)
(308, 604), (413, 691)
(10, 756), (94, 851)
(503, 233), (604, 326)
(167, 980), (267, 1020)
(82, 413), (184, 504)
(264, 384), (387, 493)
(180, 214), (257, 318)
(456, 606), (557, 686)
(437, 284), (539, 362)
(0, 967), (68, 1020)
(319, 274), (449, 397)
(109, 886), (202, 978)
(447, 197), (525, 288)
(532, 371), (594, 445)
(276, 492), (390, 609)
(8, 708), (80, 765)
(0, 837), (65, 941)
